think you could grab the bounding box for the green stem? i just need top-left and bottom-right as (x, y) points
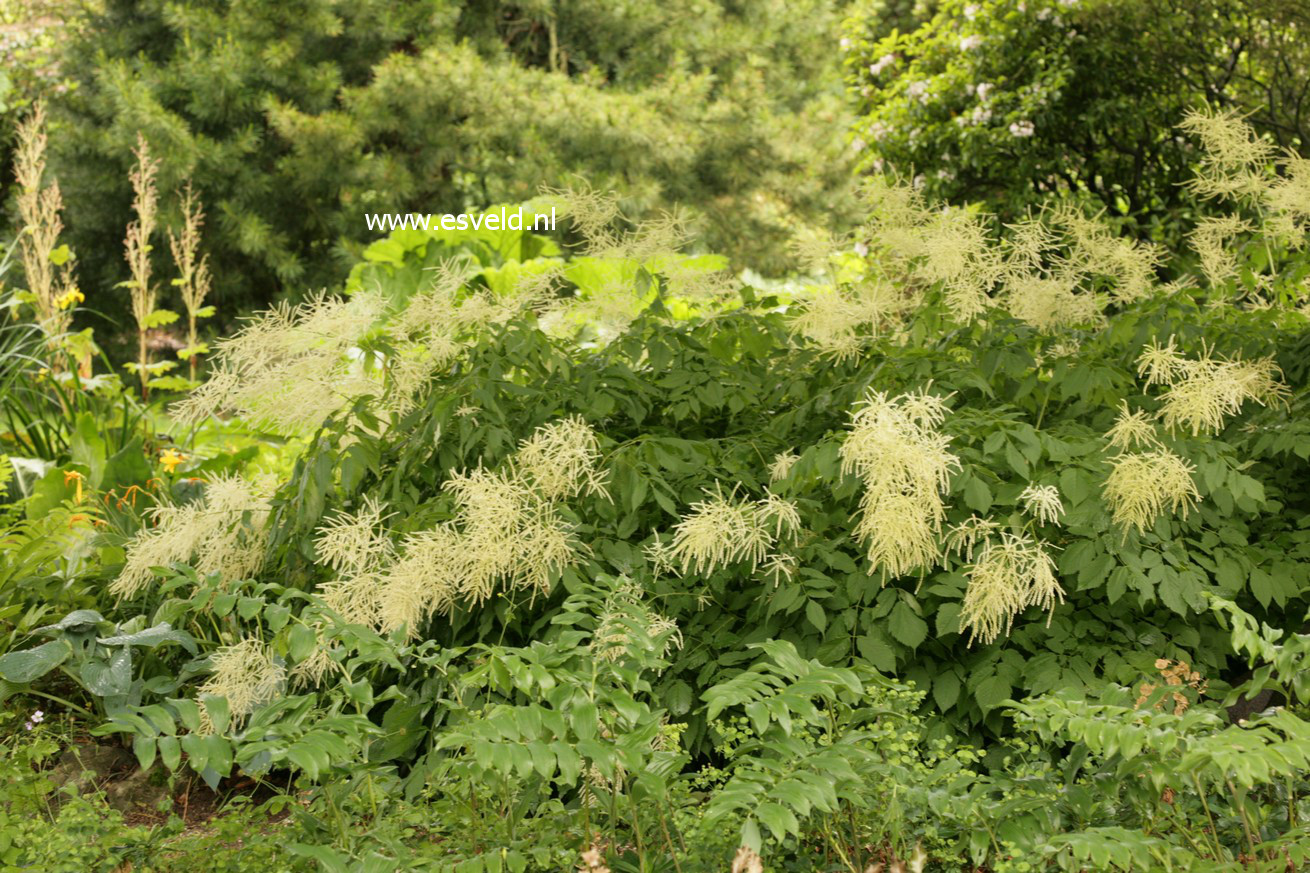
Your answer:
(1156, 800), (1213, 859)
(1227, 777), (1259, 860)
(1192, 773), (1224, 860)
(1034, 378), (1053, 430)
(22, 688), (97, 720)
(822, 815), (859, 873)
(625, 788), (648, 872)
(656, 799), (683, 873)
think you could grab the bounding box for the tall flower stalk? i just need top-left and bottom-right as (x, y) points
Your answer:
(168, 182), (212, 382)
(124, 135), (160, 397)
(13, 102), (81, 360)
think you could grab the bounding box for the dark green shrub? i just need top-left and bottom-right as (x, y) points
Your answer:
(843, 0), (1310, 235)
(48, 0), (854, 317)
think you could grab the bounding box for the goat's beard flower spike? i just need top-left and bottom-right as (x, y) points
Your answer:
(841, 388), (959, 579)
(769, 450), (800, 482)
(197, 638), (284, 731)
(1179, 108), (1275, 205)
(1019, 484), (1064, 526)
(1106, 401), (1162, 450)
(1103, 449), (1200, 535)
(112, 473), (275, 599)
(306, 418), (606, 639)
(958, 529), (1064, 646)
(668, 485), (801, 576)
(1137, 338), (1288, 436)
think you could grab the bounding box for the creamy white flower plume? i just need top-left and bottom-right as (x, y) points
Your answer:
(668, 485), (800, 576)
(1106, 401), (1162, 450)
(112, 474), (275, 599)
(1019, 484), (1064, 526)
(198, 638), (284, 730)
(306, 418), (608, 638)
(1137, 339), (1287, 436)
(956, 529), (1063, 646)
(1180, 108), (1274, 205)
(1103, 449), (1200, 534)
(841, 388), (959, 578)
(769, 450), (801, 482)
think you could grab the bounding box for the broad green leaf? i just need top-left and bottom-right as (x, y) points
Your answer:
(963, 476), (992, 512)
(0, 639), (73, 683)
(804, 600), (827, 632)
(974, 674), (1012, 712)
(888, 601), (928, 648)
(933, 671), (961, 710)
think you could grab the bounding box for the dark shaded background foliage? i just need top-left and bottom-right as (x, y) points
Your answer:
(845, 0), (1310, 238)
(35, 0), (854, 320)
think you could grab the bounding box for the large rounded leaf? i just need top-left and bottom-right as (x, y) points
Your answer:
(0, 639), (73, 684)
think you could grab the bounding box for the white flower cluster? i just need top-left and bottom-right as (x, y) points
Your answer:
(841, 389), (960, 578)
(308, 417), (608, 644)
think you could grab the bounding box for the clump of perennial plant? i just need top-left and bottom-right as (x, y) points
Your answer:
(112, 474), (276, 598)
(840, 388), (959, 578)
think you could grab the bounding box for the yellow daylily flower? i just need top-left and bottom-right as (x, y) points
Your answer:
(63, 470), (85, 503)
(159, 448), (186, 473)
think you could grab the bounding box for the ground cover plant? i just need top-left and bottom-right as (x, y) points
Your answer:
(3, 3), (1310, 870)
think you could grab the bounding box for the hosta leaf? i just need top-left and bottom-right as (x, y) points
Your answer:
(98, 622), (197, 653)
(81, 647), (132, 697)
(0, 639), (73, 684)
